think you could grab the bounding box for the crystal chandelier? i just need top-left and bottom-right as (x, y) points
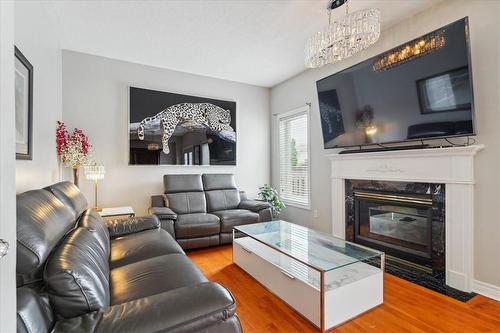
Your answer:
(372, 30), (446, 72)
(305, 0), (381, 69)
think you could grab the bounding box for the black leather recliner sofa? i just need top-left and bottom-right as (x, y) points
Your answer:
(16, 181), (242, 333)
(150, 174), (272, 250)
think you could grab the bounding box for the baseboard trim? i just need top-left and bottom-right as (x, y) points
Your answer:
(472, 280), (500, 301)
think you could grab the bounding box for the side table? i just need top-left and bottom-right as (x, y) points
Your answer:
(98, 206), (135, 219)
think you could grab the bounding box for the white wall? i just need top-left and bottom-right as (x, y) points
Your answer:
(271, 0), (500, 290)
(15, 1), (62, 192)
(0, 1), (17, 331)
(62, 51), (270, 215)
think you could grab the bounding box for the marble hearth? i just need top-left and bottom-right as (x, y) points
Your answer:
(326, 145), (484, 292)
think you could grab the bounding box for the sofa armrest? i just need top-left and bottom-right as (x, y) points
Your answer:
(238, 199), (271, 212)
(151, 195), (166, 208)
(52, 282), (239, 333)
(105, 215), (160, 238)
(149, 207), (177, 221)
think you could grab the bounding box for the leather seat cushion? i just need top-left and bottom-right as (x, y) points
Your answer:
(175, 213), (220, 239)
(212, 209), (259, 233)
(110, 254), (207, 305)
(110, 229), (184, 269)
(44, 228), (110, 319)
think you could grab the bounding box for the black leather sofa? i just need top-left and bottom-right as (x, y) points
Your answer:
(150, 174), (272, 250)
(16, 181), (242, 333)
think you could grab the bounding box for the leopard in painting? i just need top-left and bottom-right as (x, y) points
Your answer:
(137, 103), (233, 154)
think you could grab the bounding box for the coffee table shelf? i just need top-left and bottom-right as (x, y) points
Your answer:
(233, 221), (384, 332)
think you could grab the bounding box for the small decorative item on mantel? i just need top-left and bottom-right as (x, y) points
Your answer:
(56, 121), (93, 187)
(258, 184), (285, 220)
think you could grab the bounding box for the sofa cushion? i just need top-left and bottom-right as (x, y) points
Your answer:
(110, 229), (184, 269)
(110, 254), (207, 305)
(44, 228), (110, 319)
(212, 209), (259, 233)
(164, 174), (203, 193)
(77, 209), (110, 253)
(166, 192), (207, 214)
(202, 174), (237, 191)
(17, 189), (76, 285)
(175, 213), (220, 239)
(44, 181), (88, 219)
(205, 190), (241, 212)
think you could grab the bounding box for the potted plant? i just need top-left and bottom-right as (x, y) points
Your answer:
(56, 121), (93, 187)
(258, 184), (285, 220)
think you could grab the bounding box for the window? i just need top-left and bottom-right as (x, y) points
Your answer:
(278, 106), (310, 209)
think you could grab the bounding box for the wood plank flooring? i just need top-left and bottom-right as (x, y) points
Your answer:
(187, 245), (500, 333)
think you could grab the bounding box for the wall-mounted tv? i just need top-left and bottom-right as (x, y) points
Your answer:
(316, 18), (475, 149)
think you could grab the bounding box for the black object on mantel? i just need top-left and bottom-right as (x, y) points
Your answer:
(339, 144), (429, 154)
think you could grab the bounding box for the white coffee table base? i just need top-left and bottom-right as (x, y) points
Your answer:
(233, 236), (383, 331)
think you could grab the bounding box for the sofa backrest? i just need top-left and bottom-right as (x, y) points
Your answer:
(44, 226), (111, 319)
(17, 183), (112, 330)
(17, 189), (76, 286)
(203, 174), (241, 212)
(164, 174), (207, 214)
(44, 181), (88, 219)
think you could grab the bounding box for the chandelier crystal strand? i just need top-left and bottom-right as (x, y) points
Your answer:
(305, 2), (380, 69)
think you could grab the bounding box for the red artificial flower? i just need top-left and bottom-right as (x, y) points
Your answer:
(55, 121), (93, 166)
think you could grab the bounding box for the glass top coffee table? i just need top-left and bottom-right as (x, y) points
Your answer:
(233, 220), (384, 332)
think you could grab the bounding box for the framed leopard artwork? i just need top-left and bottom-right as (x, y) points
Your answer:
(129, 87), (236, 165)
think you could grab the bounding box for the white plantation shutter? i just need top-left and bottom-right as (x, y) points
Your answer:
(278, 106), (310, 208)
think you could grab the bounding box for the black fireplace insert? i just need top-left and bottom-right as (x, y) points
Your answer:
(354, 190), (433, 266)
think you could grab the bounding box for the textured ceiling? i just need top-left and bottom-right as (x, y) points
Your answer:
(45, 0), (442, 87)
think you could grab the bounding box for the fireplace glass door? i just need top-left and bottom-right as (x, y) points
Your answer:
(354, 193), (432, 263)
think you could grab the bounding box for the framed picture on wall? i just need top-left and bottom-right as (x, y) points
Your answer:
(416, 66), (472, 114)
(129, 87), (236, 166)
(15, 46), (33, 160)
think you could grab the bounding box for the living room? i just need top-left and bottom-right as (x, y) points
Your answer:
(1, 0), (499, 332)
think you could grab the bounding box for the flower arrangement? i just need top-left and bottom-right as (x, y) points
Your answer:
(56, 121), (93, 186)
(258, 184), (285, 219)
(56, 121), (93, 168)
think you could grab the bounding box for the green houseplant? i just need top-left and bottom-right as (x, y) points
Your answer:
(258, 184), (285, 219)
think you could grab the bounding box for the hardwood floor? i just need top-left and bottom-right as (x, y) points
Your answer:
(187, 245), (500, 333)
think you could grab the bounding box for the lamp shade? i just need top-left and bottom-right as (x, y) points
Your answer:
(85, 165), (105, 181)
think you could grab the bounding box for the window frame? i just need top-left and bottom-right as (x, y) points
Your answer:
(276, 105), (311, 210)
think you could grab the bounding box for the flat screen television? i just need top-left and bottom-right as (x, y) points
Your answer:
(316, 18), (475, 149)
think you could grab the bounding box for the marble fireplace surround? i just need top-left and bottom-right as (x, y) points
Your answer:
(326, 145), (484, 292)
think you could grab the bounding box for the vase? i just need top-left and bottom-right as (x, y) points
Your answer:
(72, 167), (80, 187)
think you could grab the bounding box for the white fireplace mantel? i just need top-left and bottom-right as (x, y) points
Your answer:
(326, 145), (484, 292)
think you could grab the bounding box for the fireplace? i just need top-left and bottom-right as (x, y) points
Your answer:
(346, 180), (445, 278)
(328, 145), (483, 294)
(354, 190), (433, 266)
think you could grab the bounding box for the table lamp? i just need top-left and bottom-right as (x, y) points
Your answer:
(85, 165), (105, 212)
